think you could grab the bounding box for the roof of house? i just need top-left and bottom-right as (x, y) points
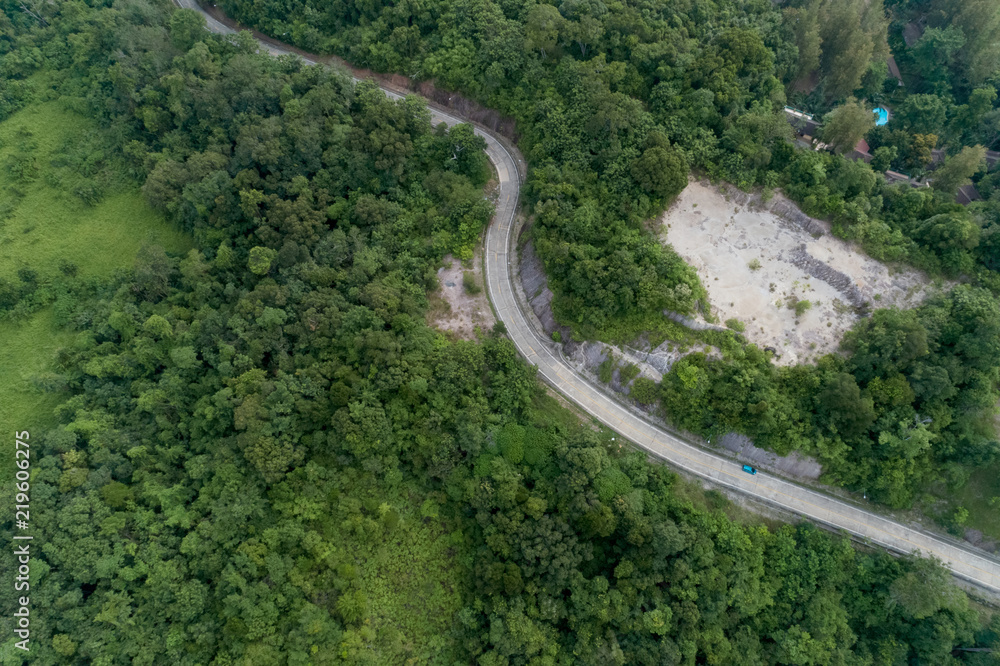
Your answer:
(783, 109), (822, 138)
(884, 170), (922, 186)
(956, 184), (982, 205)
(902, 22), (924, 48)
(887, 56), (903, 83)
(847, 138), (872, 163)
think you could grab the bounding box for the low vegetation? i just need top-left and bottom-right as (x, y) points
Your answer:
(0, 310), (74, 474)
(629, 376), (659, 404)
(0, 100), (190, 282)
(0, 94), (190, 483)
(618, 361), (640, 385)
(725, 317), (746, 332)
(598, 353), (616, 383)
(462, 269), (481, 294)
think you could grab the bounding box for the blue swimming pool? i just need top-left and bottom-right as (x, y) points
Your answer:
(873, 106), (889, 126)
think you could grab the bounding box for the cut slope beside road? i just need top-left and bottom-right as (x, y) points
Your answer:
(177, 0), (1000, 596)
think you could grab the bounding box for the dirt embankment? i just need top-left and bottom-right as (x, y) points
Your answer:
(519, 242), (688, 382)
(660, 180), (941, 365)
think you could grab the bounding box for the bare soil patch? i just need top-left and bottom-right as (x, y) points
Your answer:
(660, 180), (940, 365)
(427, 252), (495, 339)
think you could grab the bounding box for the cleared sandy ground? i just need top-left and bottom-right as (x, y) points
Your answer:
(660, 180), (938, 365)
(428, 252), (495, 339)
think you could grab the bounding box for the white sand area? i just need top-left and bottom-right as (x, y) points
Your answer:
(660, 181), (940, 365)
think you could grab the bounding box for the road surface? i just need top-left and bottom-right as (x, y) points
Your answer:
(177, 0), (1000, 596)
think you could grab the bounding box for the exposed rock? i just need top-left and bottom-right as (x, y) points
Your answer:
(716, 432), (823, 481)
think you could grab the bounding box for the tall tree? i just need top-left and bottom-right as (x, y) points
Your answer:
(930, 0), (1000, 85)
(784, 0), (822, 82)
(894, 94), (949, 136)
(911, 26), (965, 91)
(931, 145), (987, 195)
(169, 8), (207, 51)
(524, 5), (564, 59)
(819, 0), (889, 101)
(821, 97), (876, 154)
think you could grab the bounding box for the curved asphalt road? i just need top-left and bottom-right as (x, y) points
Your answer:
(178, 0), (1000, 596)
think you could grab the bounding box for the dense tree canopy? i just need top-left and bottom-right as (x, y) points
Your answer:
(0, 1), (997, 663)
(661, 285), (1000, 509)
(209, 0), (1000, 327)
(211, 0), (1000, 557)
(214, 0), (820, 337)
(821, 98), (877, 154)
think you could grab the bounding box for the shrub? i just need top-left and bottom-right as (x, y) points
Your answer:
(598, 355), (615, 383)
(17, 266), (37, 286)
(619, 362), (640, 385)
(74, 180), (104, 206)
(0, 278), (21, 309)
(522, 426), (553, 467)
(463, 270), (481, 294)
(595, 466), (633, 502)
(725, 318), (745, 332)
(748, 258), (762, 271)
(497, 423), (525, 464)
(630, 377), (659, 404)
(58, 259), (79, 277)
(786, 295), (812, 317)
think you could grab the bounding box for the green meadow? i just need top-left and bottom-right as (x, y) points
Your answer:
(0, 99), (190, 282)
(0, 96), (190, 467)
(0, 310), (75, 450)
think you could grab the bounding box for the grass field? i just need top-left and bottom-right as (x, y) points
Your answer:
(353, 485), (469, 664)
(0, 99), (190, 282)
(0, 95), (190, 473)
(951, 466), (1000, 541)
(341, 391), (598, 662)
(0, 309), (75, 452)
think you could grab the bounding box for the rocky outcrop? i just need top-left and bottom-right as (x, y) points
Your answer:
(788, 244), (867, 309)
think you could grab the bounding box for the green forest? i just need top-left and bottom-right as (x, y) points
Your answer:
(0, 0), (999, 663)
(219, 0), (1000, 317)
(213, 0), (1000, 511)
